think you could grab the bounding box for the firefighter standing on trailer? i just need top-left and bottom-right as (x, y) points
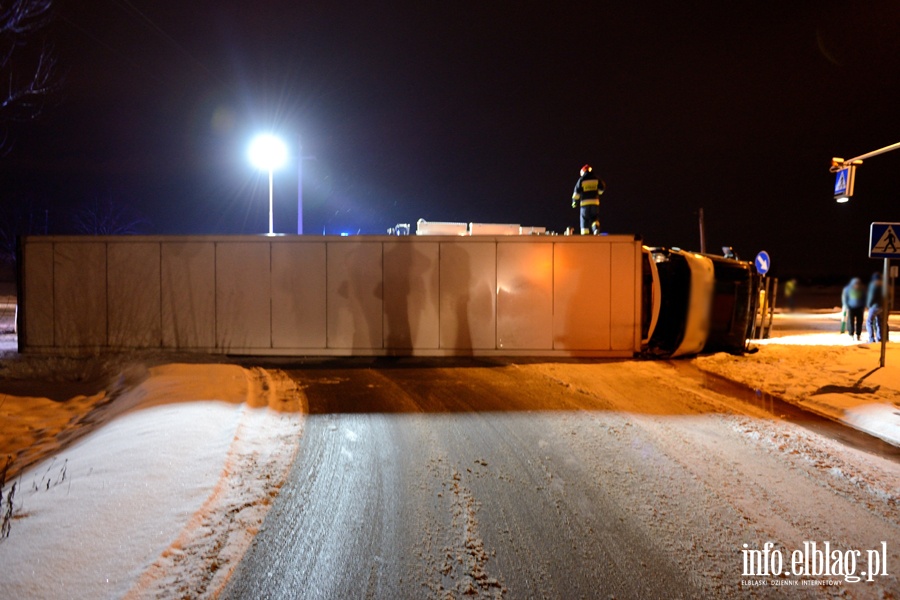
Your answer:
(571, 164), (606, 235)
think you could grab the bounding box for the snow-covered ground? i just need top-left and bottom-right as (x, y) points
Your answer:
(0, 309), (898, 598)
(697, 311), (900, 448)
(0, 356), (305, 599)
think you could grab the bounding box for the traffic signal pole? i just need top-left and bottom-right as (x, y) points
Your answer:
(832, 141), (900, 173)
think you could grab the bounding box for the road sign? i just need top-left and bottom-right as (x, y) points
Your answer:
(834, 165), (856, 201)
(869, 222), (900, 258)
(755, 251), (771, 275)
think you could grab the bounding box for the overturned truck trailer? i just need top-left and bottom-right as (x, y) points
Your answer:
(641, 247), (760, 357)
(16, 235), (757, 358)
(17, 234), (644, 357)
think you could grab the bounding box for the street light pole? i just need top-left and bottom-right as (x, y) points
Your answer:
(248, 134), (288, 235)
(297, 142), (317, 235)
(268, 168), (275, 236)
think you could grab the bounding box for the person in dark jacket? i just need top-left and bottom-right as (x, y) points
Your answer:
(571, 164), (606, 235)
(866, 272), (885, 343)
(841, 277), (866, 340)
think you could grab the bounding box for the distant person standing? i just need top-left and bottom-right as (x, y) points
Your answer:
(841, 277), (865, 340)
(571, 164), (606, 235)
(866, 272), (885, 343)
(783, 278), (797, 312)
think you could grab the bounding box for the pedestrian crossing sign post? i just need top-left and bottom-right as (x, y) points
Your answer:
(869, 222), (897, 368)
(869, 222), (900, 258)
(834, 165), (856, 202)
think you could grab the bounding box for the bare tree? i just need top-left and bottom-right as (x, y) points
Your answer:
(72, 197), (148, 235)
(1, 0), (58, 146)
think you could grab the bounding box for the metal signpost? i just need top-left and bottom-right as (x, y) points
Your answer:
(753, 251), (773, 339)
(869, 223), (899, 367)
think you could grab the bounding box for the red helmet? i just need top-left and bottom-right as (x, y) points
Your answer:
(580, 164), (592, 176)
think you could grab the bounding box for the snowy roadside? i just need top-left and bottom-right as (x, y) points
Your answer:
(0, 357), (305, 599)
(694, 319), (900, 448)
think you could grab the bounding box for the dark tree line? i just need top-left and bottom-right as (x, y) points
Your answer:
(70, 198), (148, 236)
(0, 197), (149, 266)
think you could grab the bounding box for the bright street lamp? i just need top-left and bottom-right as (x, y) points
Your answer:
(248, 134), (288, 235)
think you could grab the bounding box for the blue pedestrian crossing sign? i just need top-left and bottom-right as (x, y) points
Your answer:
(869, 222), (900, 258)
(755, 250), (771, 275)
(834, 165), (856, 201)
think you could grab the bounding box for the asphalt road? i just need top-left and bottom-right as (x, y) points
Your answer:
(222, 358), (900, 600)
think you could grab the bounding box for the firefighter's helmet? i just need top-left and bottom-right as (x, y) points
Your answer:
(580, 164), (592, 176)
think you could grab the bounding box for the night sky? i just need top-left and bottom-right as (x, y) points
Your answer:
(3, 0), (900, 278)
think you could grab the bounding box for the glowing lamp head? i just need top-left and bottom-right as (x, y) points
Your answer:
(248, 134), (288, 171)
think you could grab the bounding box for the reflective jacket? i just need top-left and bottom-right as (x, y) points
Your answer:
(572, 172), (606, 206)
(842, 279), (865, 309)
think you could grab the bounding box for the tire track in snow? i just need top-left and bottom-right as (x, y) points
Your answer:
(126, 368), (305, 600)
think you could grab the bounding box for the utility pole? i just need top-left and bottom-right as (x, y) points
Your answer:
(882, 258), (890, 367)
(297, 143), (317, 235)
(698, 208), (706, 254)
